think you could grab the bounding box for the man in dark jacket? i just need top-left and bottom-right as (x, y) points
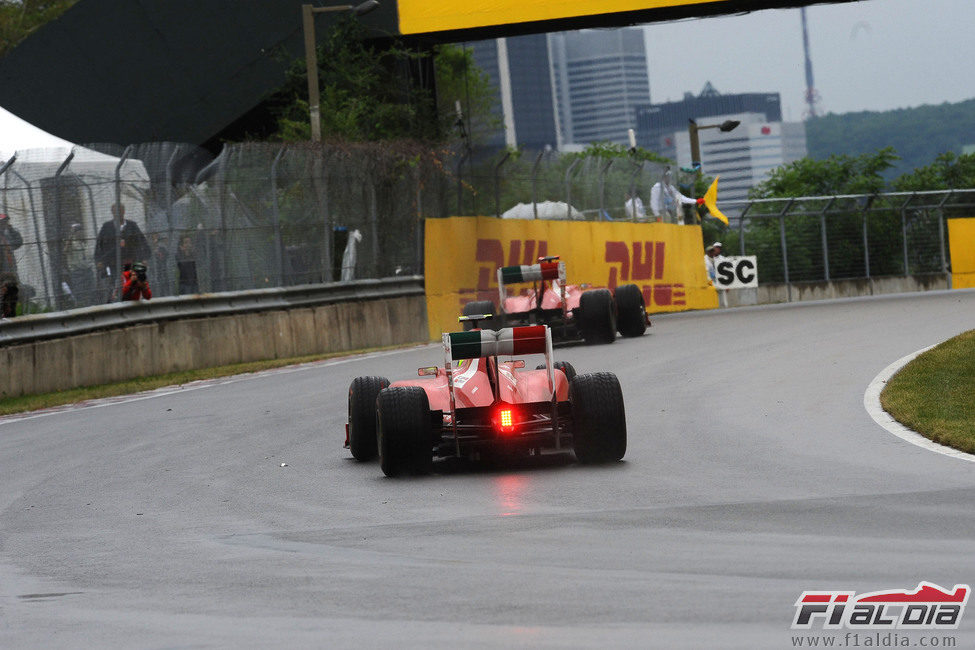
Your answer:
(94, 203), (150, 301)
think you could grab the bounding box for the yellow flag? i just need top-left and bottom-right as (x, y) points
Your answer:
(703, 176), (729, 226)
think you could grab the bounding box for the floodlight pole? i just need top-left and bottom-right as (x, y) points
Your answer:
(302, 2), (379, 142)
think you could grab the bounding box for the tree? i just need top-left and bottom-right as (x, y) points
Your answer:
(744, 148), (901, 282)
(892, 152), (975, 191)
(268, 18), (496, 144)
(0, 0), (77, 58)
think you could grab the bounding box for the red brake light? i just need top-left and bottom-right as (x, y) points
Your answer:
(495, 406), (517, 434)
(500, 409), (513, 428)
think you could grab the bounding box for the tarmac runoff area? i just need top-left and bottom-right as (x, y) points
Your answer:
(1, 289), (974, 648)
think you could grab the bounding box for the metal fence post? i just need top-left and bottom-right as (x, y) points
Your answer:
(10, 170), (47, 313)
(564, 158), (581, 219)
(819, 197), (834, 282)
(937, 191), (952, 279)
(625, 159), (642, 220)
(368, 181), (379, 277)
(415, 167), (423, 273)
(270, 147), (285, 286)
(494, 151), (510, 218)
(531, 151), (544, 220)
(861, 198), (871, 279)
(738, 202), (751, 256)
(778, 199), (794, 301)
(598, 159), (614, 221)
(55, 152), (76, 309)
(900, 204), (909, 276)
(455, 150), (469, 215)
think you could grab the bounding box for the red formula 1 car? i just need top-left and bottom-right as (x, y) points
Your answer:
(462, 256), (648, 345)
(345, 319), (627, 477)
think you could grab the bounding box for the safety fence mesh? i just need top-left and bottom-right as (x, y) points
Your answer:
(1, 141), (971, 315)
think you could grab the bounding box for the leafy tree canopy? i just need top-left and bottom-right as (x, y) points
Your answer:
(892, 151), (975, 191)
(749, 147), (899, 199)
(269, 17), (496, 144)
(0, 0), (76, 57)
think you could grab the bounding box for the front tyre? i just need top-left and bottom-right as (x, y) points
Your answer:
(570, 372), (626, 464)
(614, 284), (648, 338)
(579, 289), (617, 345)
(377, 386), (432, 477)
(347, 376), (389, 461)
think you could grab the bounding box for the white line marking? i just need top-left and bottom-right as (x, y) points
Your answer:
(0, 344), (435, 427)
(863, 344), (975, 463)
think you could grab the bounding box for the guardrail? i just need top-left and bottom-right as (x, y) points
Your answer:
(0, 276), (424, 348)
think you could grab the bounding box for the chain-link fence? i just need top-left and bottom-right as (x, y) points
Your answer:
(2, 140), (971, 316)
(712, 191), (974, 285)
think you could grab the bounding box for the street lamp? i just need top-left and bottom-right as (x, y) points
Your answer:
(302, 1), (380, 142)
(687, 118), (739, 224)
(687, 118), (740, 173)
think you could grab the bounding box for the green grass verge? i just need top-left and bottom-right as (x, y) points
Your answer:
(0, 343), (418, 417)
(880, 329), (975, 455)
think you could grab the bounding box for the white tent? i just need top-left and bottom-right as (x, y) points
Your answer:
(501, 200), (585, 220)
(1, 106), (150, 307)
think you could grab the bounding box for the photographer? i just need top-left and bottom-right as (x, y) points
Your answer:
(121, 262), (152, 301)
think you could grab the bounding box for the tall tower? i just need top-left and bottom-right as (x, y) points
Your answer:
(801, 7), (821, 118)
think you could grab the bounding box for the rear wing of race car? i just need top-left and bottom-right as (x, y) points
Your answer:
(496, 258), (567, 314)
(442, 325), (557, 448)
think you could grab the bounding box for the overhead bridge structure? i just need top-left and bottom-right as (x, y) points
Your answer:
(0, 0), (852, 149)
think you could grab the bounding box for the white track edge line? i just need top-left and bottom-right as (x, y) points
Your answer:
(863, 344), (975, 463)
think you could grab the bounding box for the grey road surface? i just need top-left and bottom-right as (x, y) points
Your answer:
(2, 290), (974, 648)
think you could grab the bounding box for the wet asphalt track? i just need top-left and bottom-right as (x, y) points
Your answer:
(1, 290), (974, 648)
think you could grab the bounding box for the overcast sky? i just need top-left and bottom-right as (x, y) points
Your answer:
(642, 0), (975, 120)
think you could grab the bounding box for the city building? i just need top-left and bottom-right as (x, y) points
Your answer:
(636, 85), (805, 209)
(672, 112), (807, 206)
(550, 28), (651, 147)
(470, 27), (651, 151)
(469, 35), (559, 150)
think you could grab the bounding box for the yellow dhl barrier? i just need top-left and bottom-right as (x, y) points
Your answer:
(424, 216), (718, 339)
(948, 218), (975, 289)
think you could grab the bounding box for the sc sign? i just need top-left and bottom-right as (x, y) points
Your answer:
(714, 256), (758, 289)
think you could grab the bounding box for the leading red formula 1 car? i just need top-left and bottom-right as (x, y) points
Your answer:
(345, 318), (627, 477)
(462, 256), (648, 345)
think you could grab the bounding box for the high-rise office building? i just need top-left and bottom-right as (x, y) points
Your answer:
(469, 34), (559, 151)
(550, 29), (651, 147)
(470, 28), (651, 151)
(671, 112), (807, 206)
(636, 86), (805, 209)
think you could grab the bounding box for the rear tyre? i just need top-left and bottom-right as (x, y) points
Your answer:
(347, 376), (389, 461)
(570, 372), (626, 464)
(462, 300), (498, 331)
(377, 386), (432, 477)
(578, 289), (616, 345)
(614, 284), (647, 338)
(535, 361), (577, 381)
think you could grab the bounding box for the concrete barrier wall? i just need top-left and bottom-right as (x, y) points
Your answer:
(0, 295), (429, 399)
(723, 274), (950, 308)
